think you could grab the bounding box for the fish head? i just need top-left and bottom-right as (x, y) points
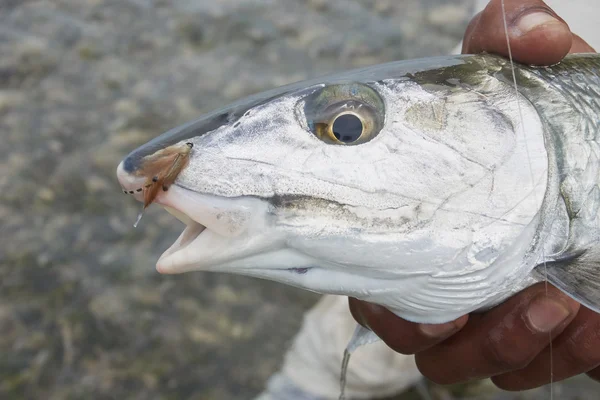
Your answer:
(117, 55), (549, 321)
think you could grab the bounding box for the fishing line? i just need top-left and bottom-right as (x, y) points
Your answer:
(500, 1), (553, 397)
(339, 349), (350, 400)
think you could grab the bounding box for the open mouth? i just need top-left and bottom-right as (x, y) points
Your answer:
(117, 160), (270, 274)
(118, 182), (214, 271)
(143, 184), (253, 273)
(160, 206), (206, 261)
(157, 200), (317, 278)
(116, 161), (314, 279)
(116, 160), (233, 272)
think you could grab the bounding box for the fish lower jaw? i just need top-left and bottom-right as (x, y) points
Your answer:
(157, 218), (206, 273)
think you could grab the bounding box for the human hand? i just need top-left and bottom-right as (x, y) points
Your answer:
(350, 0), (598, 391)
(462, 0), (594, 65)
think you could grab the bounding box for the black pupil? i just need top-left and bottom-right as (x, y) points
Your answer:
(332, 114), (363, 143)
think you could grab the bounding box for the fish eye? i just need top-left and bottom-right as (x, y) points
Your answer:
(302, 83), (384, 145)
(332, 113), (363, 143)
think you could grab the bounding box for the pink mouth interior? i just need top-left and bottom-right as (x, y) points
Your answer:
(161, 220), (206, 259)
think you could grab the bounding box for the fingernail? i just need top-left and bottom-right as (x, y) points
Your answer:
(526, 296), (572, 333)
(419, 321), (458, 338)
(517, 12), (563, 34)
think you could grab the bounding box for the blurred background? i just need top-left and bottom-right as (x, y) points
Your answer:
(1, 0), (598, 399)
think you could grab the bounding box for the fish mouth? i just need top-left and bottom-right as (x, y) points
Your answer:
(150, 184), (267, 274)
(152, 188), (323, 278)
(158, 205), (206, 268)
(117, 160), (280, 274)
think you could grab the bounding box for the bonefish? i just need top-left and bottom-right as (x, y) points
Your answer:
(117, 53), (600, 326)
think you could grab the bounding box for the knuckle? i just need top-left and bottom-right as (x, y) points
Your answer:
(382, 333), (420, 355)
(415, 354), (456, 385)
(482, 336), (534, 371)
(562, 333), (600, 369)
(387, 342), (417, 355)
(561, 311), (600, 369)
(378, 321), (443, 355)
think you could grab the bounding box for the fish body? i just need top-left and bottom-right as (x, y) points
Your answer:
(117, 53), (600, 323)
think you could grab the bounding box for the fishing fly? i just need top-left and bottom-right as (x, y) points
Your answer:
(124, 142), (194, 227)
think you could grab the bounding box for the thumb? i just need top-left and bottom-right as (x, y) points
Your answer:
(462, 0), (586, 65)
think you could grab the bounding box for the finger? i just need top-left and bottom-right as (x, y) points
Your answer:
(570, 34), (596, 53)
(462, 0), (573, 65)
(492, 306), (600, 390)
(348, 298), (468, 354)
(587, 365), (600, 383)
(415, 283), (580, 385)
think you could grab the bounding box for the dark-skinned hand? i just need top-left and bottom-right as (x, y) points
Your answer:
(349, 0), (598, 391)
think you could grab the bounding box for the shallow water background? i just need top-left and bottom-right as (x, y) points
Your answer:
(1, 0), (598, 399)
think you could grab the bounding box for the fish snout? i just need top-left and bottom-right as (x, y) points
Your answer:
(116, 159), (146, 201)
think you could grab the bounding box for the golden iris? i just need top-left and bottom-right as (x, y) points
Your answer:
(304, 83), (384, 145)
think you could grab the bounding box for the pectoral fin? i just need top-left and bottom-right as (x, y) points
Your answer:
(538, 247), (600, 313)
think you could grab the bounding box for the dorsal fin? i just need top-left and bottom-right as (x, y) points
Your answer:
(538, 247), (600, 313)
